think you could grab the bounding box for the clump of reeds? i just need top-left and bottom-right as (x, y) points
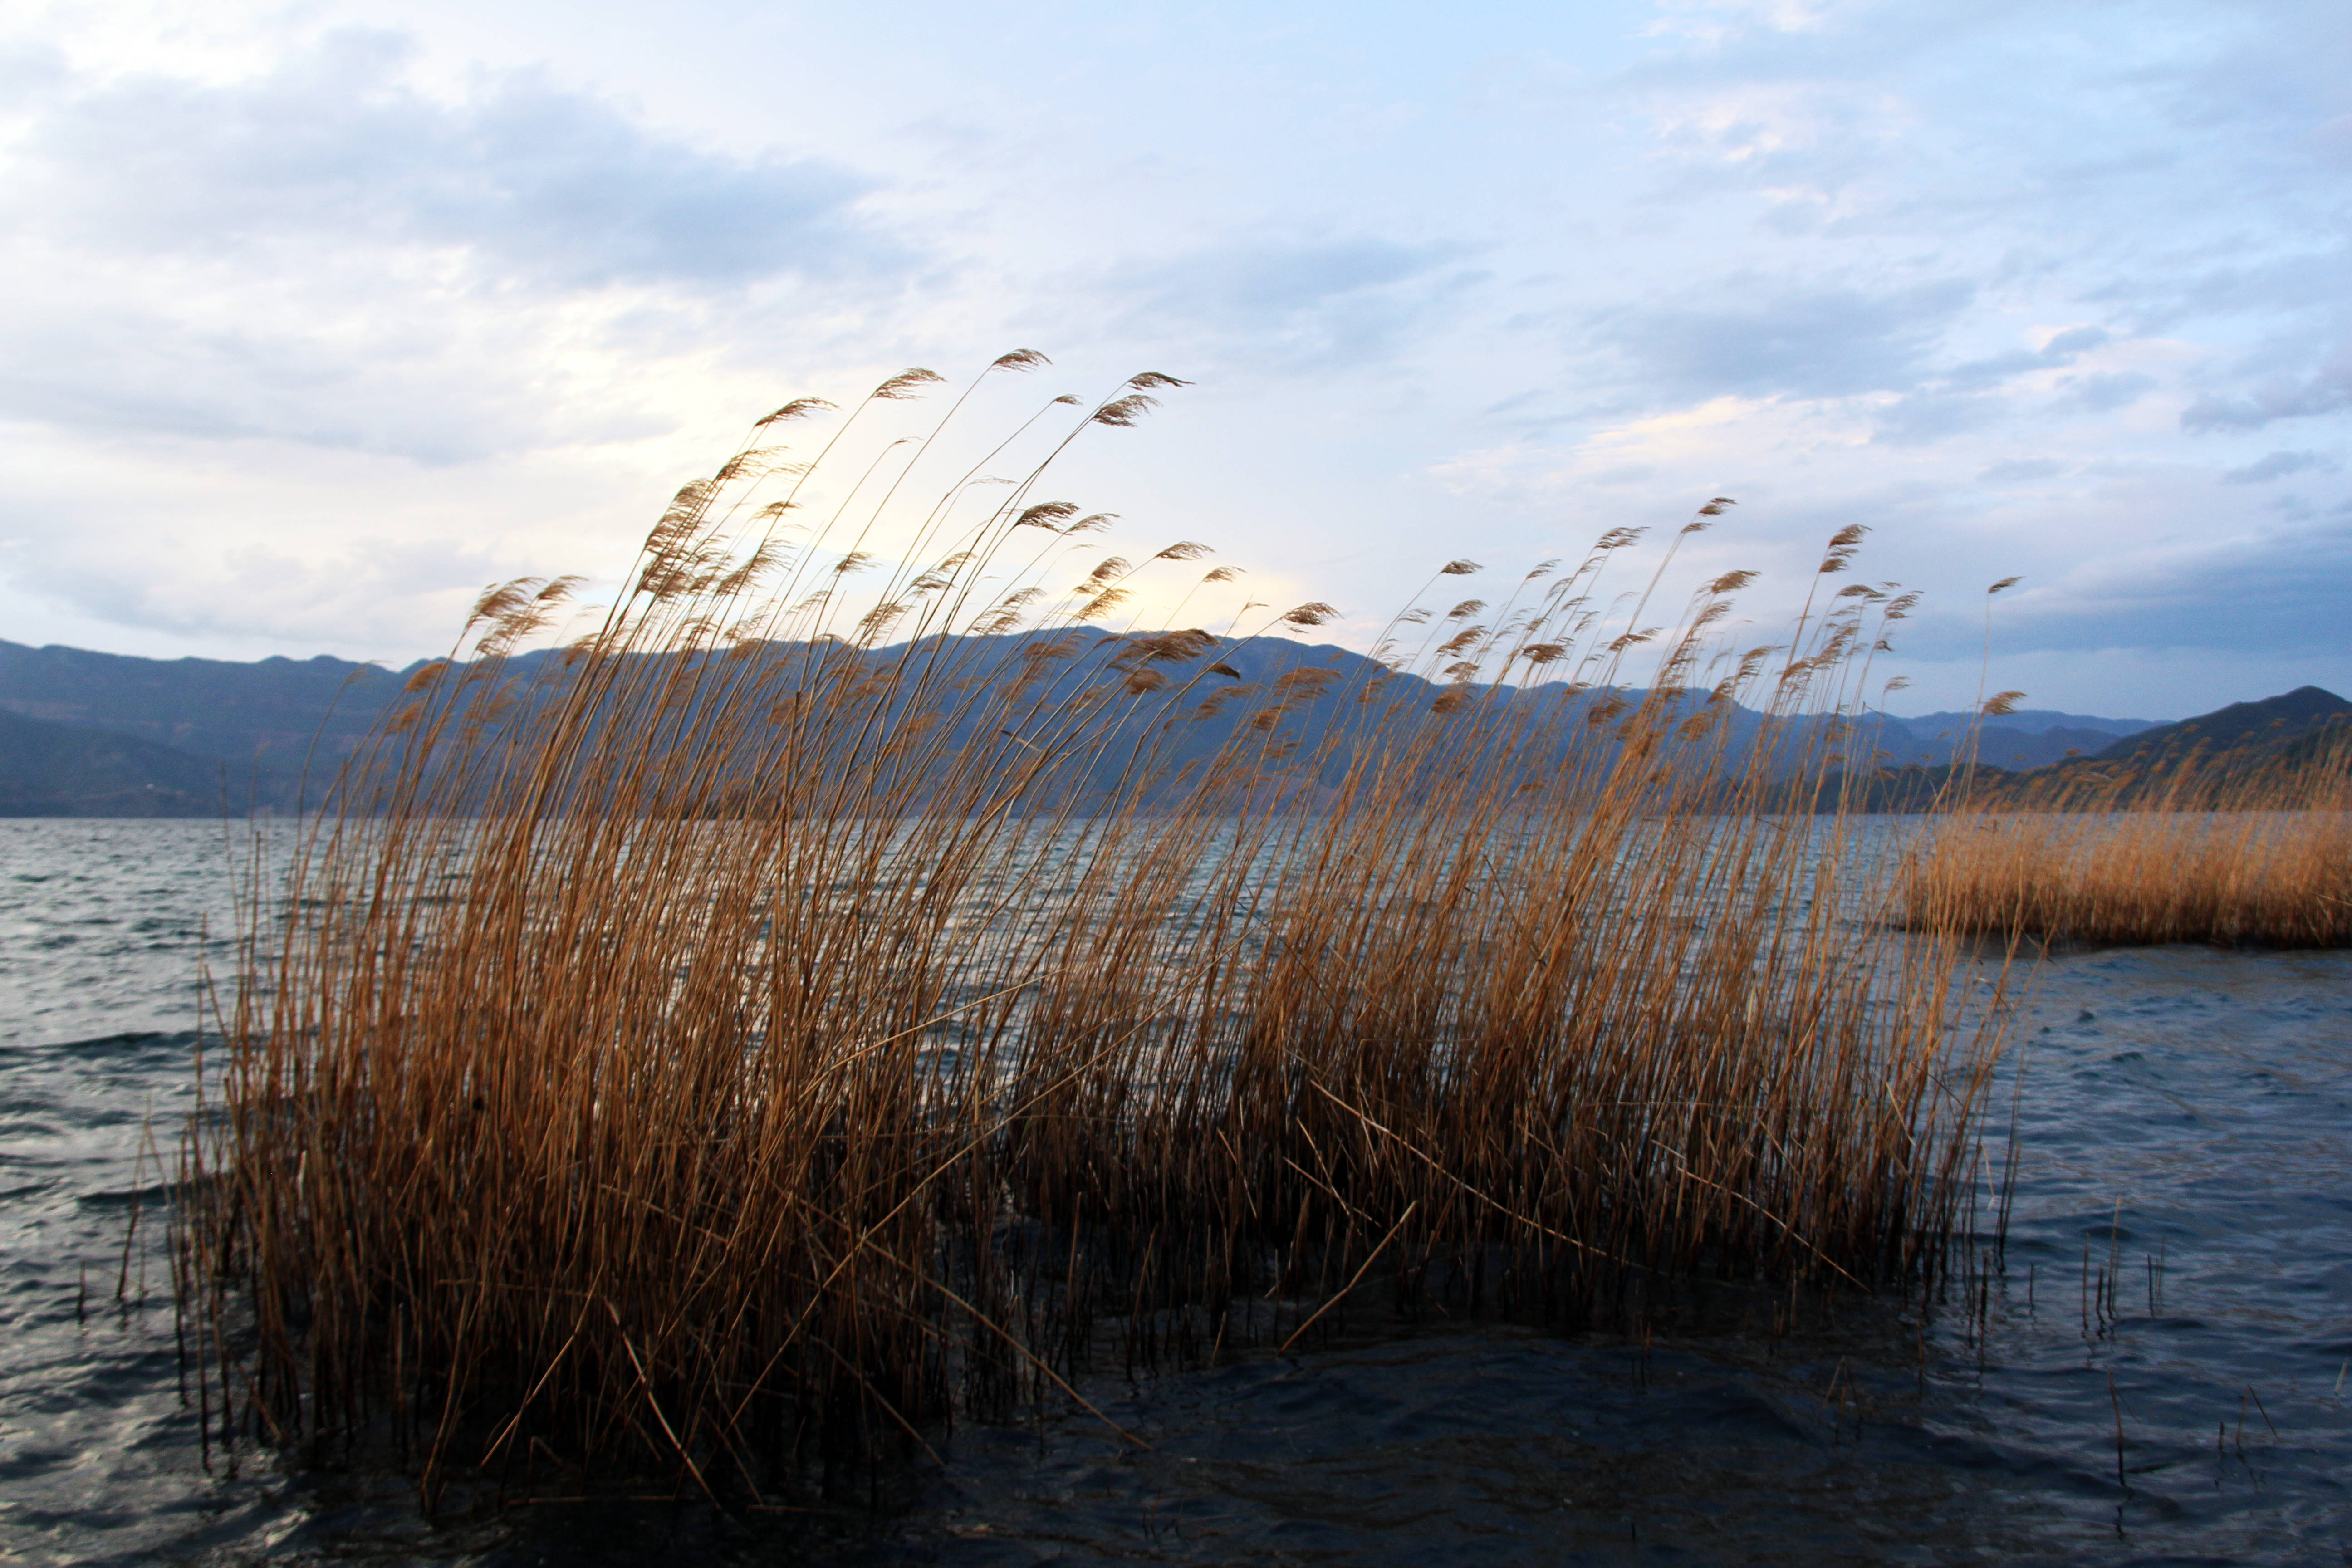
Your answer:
(1898, 742), (2352, 946)
(179, 356), (2006, 1507)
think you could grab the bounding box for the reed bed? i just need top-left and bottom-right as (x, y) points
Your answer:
(1899, 744), (2352, 948)
(181, 357), (2008, 1505)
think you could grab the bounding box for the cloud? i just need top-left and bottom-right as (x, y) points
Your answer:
(1940, 350), (2047, 391)
(1869, 387), (2001, 446)
(2040, 325), (2112, 356)
(2052, 369), (2156, 413)
(0, 0), (2347, 716)
(1850, 328), (2153, 446)
(2221, 449), (2337, 485)
(10, 30), (891, 290)
(1113, 237), (1472, 367)
(0, 297), (646, 463)
(0, 31), (917, 465)
(1585, 277), (1974, 403)
(1979, 457), (2065, 483)
(2181, 340), (2352, 430)
(1993, 516), (2352, 657)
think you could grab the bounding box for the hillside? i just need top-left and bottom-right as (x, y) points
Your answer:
(1871, 722), (2131, 771)
(2084, 685), (2352, 765)
(1899, 708), (2158, 740)
(1866, 709), (2161, 770)
(0, 630), (1812, 816)
(0, 630), (2273, 817)
(1793, 686), (2352, 813)
(0, 640), (403, 764)
(0, 708), (287, 817)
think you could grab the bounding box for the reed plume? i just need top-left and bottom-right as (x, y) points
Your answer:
(1900, 731), (2352, 947)
(181, 357), (2008, 1509)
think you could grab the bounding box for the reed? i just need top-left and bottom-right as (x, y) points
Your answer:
(180, 357), (2007, 1506)
(1898, 745), (2352, 947)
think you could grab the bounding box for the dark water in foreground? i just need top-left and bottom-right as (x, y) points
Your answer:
(2, 819), (2347, 1564)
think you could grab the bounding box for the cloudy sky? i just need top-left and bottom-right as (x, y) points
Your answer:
(3, 0), (2347, 715)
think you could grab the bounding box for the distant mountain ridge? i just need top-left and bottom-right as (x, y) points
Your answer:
(0, 708), (283, 817)
(0, 639), (404, 764)
(1861, 708), (2164, 772)
(1872, 722), (2136, 771)
(0, 635), (2321, 817)
(2076, 686), (2352, 766)
(1897, 708), (2159, 739)
(1802, 686), (2352, 812)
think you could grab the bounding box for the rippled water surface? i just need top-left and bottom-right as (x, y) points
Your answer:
(2, 818), (2347, 1564)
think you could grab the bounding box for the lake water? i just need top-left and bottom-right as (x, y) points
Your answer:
(2, 818), (2347, 1565)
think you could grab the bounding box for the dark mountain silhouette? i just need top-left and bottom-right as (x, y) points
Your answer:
(0, 639), (403, 765)
(1789, 686), (2352, 813)
(1, 629), (1818, 816)
(1862, 709), (2161, 770)
(2274, 718), (2352, 770)
(1898, 708), (2158, 740)
(2085, 686), (2352, 766)
(3, 631), (2299, 818)
(344, 630), (1722, 817)
(1971, 725), (2127, 769)
(1863, 721), (2129, 771)
(0, 708), (287, 817)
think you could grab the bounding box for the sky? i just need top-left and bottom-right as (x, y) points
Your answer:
(2, 0), (2347, 717)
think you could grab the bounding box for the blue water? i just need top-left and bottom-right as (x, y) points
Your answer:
(2, 819), (2347, 1564)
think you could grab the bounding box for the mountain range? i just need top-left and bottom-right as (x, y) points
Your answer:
(0, 635), (2341, 817)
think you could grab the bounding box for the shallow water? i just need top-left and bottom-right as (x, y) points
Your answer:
(1, 818), (2347, 1564)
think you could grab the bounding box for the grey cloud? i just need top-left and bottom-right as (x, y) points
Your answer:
(1942, 351), (2047, 391)
(1980, 458), (2066, 483)
(0, 303), (600, 463)
(2115, 252), (2352, 331)
(2041, 326), (2112, 356)
(0, 31), (906, 462)
(1608, 0), (2350, 472)
(15, 30), (892, 289)
(1578, 274), (2140, 447)
(2181, 342), (2352, 430)
(2221, 450), (2337, 484)
(0, 39), (68, 99)
(1986, 520), (2352, 658)
(1870, 388), (2002, 447)
(2054, 370), (2156, 413)
(1585, 279), (1975, 403)
(1480, 389), (1548, 418)
(1116, 238), (1472, 368)
(2, 521), (522, 647)
(1937, 331), (2108, 394)
(1188, 240), (1453, 314)
(2318, 114), (2352, 165)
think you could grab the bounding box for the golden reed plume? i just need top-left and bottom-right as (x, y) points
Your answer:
(1900, 732), (2352, 947)
(180, 356), (2010, 1509)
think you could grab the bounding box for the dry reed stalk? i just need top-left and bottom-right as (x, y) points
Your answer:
(1899, 740), (2352, 947)
(181, 358), (2009, 1505)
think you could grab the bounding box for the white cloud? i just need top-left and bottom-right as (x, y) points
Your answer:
(0, 0), (2344, 716)
(17, 32), (883, 289)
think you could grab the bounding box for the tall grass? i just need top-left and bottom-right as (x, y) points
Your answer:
(181, 358), (2007, 1505)
(1900, 738), (2352, 948)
